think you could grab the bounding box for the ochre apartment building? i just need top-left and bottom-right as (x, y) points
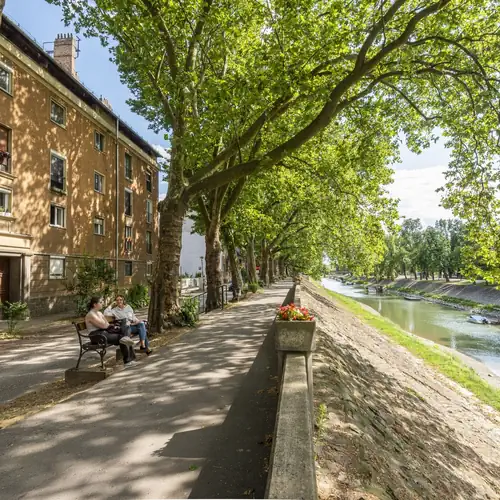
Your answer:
(0, 16), (159, 316)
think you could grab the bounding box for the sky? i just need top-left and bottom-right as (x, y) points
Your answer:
(4, 0), (453, 224)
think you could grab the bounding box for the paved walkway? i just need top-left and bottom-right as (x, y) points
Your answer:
(0, 308), (148, 404)
(0, 283), (289, 499)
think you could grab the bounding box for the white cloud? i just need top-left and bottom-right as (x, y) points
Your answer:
(153, 144), (170, 159)
(388, 165), (452, 226)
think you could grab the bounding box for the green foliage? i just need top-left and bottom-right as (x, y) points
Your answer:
(48, 0), (500, 311)
(248, 282), (259, 293)
(2, 301), (29, 335)
(376, 219), (466, 281)
(179, 297), (199, 327)
(66, 258), (116, 315)
(126, 284), (149, 309)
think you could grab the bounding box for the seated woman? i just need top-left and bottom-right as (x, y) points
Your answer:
(85, 296), (137, 368)
(104, 295), (153, 355)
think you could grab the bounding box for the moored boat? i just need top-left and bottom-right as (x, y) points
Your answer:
(403, 295), (422, 301)
(468, 314), (490, 325)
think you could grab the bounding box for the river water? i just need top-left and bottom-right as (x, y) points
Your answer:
(321, 278), (500, 376)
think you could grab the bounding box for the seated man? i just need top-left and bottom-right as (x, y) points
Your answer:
(104, 295), (153, 355)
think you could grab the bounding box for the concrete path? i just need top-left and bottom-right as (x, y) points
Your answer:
(0, 283), (289, 500)
(0, 308), (147, 404)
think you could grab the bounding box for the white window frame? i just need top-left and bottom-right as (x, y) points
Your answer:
(0, 187), (12, 215)
(146, 261), (153, 276)
(94, 171), (105, 194)
(124, 261), (133, 277)
(94, 216), (105, 236)
(50, 99), (66, 127)
(49, 256), (66, 280)
(124, 188), (133, 216)
(94, 130), (105, 152)
(146, 199), (153, 224)
(0, 123), (12, 174)
(0, 60), (13, 95)
(125, 224), (133, 253)
(124, 153), (132, 180)
(50, 203), (66, 228)
(50, 150), (67, 192)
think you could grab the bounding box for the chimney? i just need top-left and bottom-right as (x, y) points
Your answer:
(100, 96), (113, 111)
(53, 33), (77, 77)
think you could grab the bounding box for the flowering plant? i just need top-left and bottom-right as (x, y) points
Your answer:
(277, 303), (314, 321)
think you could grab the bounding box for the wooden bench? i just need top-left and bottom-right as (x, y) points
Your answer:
(72, 321), (109, 370)
(72, 317), (150, 370)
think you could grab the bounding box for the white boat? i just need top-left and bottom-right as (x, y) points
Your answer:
(403, 295), (422, 301)
(468, 314), (490, 325)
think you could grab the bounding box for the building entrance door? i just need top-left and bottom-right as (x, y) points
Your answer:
(0, 257), (10, 302)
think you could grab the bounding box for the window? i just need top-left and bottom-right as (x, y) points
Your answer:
(0, 61), (12, 94)
(146, 231), (153, 254)
(125, 225), (132, 253)
(124, 261), (133, 277)
(49, 256), (65, 279)
(94, 131), (105, 152)
(0, 188), (11, 214)
(125, 153), (132, 179)
(146, 262), (153, 276)
(50, 152), (66, 191)
(146, 199), (153, 224)
(124, 188), (132, 216)
(50, 100), (66, 126)
(0, 125), (10, 173)
(146, 171), (152, 192)
(50, 204), (66, 228)
(94, 216), (104, 235)
(94, 172), (104, 193)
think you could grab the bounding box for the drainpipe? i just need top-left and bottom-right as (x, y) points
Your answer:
(115, 117), (119, 285)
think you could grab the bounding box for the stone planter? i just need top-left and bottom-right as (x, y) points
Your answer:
(275, 319), (316, 352)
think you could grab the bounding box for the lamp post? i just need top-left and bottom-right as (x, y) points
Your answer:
(200, 256), (205, 293)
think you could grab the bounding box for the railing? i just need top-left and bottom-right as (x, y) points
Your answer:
(182, 284), (229, 316)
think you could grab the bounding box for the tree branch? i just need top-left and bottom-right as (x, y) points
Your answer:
(141, 0), (179, 79)
(221, 178), (247, 221)
(197, 196), (211, 226)
(185, 0), (213, 73)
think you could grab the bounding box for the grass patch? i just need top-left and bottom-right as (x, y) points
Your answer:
(313, 282), (500, 412)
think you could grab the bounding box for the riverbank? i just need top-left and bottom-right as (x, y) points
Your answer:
(303, 280), (500, 499)
(380, 278), (500, 316)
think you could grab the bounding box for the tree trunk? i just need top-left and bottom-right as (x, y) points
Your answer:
(205, 221), (222, 311)
(223, 228), (243, 300)
(148, 196), (186, 333)
(269, 256), (276, 283)
(413, 270), (418, 280)
(260, 240), (269, 286)
(278, 257), (285, 278)
(247, 237), (257, 284)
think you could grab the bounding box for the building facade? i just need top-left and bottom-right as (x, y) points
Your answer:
(0, 17), (159, 316)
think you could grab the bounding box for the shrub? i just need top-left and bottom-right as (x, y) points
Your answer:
(66, 257), (116, 315)
(249, 282), (259, 293)
(126, 283), (149, 309)
(2, 301), (29, 335)
(178, 296), (199, 327)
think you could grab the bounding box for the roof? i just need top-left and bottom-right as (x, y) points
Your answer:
(0, 15), (159, 159)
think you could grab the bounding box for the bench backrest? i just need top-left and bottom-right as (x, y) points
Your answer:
(73, 320), (87, 334)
